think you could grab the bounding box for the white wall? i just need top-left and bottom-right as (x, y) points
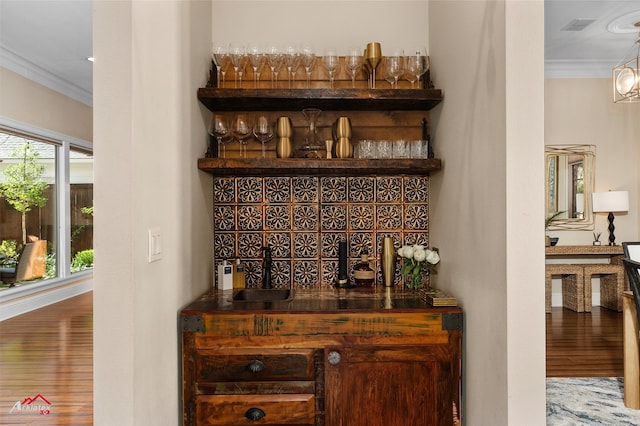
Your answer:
(94, 0), (546, 424)
(93, 1), (213, 424)
(429, 1), (545, 424)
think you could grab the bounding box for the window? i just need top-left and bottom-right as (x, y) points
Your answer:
(0, 125), (93, 288)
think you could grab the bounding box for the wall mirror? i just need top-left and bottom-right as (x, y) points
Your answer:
(545, 144), (596, 230)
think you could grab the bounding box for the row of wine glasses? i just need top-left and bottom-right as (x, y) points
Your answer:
(212, 42), (429, 89)
(208, 114), (274, 158)
(213, 42), (318, 89)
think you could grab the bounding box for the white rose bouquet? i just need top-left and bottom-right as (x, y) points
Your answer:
(398, 244), (440, 289)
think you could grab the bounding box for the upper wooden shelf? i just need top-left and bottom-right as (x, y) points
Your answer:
(197, 88), (443, 112)
(198, 157), (442, 177)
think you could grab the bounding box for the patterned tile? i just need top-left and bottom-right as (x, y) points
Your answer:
(271, 260), (291, 288)
(404, 176), (429, 202)
(405, 204), (429, 230)
(265, 177), (291, 203)
(293, 205), (318, 230)
(321, 205), (347, 231)
(214, 233), (235, 260)
(292, 177), (318, 203)
(349, 205), (374, 231)
(265, 232), (291, 258)
(244, 260), (262, 288)
(402, 232), (429, 247)
(376, 177), (403, 203)
(213, 205), (235, 231)
(237, 177), (263, 203)
(348, 177), (375, 203)
(322, 260), (339, 287)
(294, 260), (320, 287)
(293, 233), (318, 258)
(349, 232), (373, 259)
(321, 233), (346, 258)
(237, 232), (263, 259)
(238, 205), (262, 231)
(265, 205), (290, 230)
(213, 178), (235, 203)
(376, 205), (402, 229)
(321, 177), (347, 203)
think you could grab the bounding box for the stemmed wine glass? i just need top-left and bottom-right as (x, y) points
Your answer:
(267, 44), (284, 88)
(364, 42), (382, 89)
(381, 59), (395, 89)
(212, 42), (230, 88)
(409, 47), (429, 88)
(323, 49), (340, 89)
(253, 115), (274, 158)
(230, 44), (249, 88)
(232, 114), (252, 158)
(346, 47), (363, 88)
(301, 44), (316, 88)
(385, 49), (405, 89)
(284, 45), (301, 88)
(209, 114), (231, 158)
(248, 44), (266, 88)
(405, 54), (423, 89)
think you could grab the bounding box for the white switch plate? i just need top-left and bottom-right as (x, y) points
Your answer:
(148, 228), (162, 262)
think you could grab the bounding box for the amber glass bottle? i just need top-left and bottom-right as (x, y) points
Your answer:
(353, 252), (375, 287)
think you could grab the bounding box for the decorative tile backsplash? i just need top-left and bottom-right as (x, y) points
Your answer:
(213, 175), (430, 289)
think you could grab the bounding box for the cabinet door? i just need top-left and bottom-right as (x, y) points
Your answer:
(324, 345), (460, 426)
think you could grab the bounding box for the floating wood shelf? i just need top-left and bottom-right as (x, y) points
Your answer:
(197, 157), (442, 177)
(197, 88), (443, 112)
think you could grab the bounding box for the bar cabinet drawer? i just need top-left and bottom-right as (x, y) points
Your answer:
(196, 394), (315, 425)
(196, 348), (315, 382)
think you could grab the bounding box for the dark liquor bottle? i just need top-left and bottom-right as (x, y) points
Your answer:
(353, 252), (375, 287)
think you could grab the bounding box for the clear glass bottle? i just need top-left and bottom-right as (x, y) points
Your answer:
(353, 252), (375, 287)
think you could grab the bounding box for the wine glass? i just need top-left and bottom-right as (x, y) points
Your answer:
(323, 49), (340, 89)
(253, 115), (274, 158)
(405, 54), (423, 89)
(345, 47), (363, 88)
(385, 49), (405, 89)
(248, 44), (266, 88)
(266, 44), (284, 88)
(364, 42), (382, 88)
(208, 114), (231, 158)
(232, 114), (252, 157)
(212, 42), (230, 88)
(301, 44), (316, 88)
(230, 44), (248, 88)
(381, 58), (395, 89)
(409, 46), (429, 87)
(284, 45), (301, 88)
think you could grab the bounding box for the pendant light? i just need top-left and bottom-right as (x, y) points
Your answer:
(613, 21), (640, 103)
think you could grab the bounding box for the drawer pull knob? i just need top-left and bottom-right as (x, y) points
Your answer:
(327, 350), (341, 366)
(245, 407), (266, 421)
(247, 359), (265, 373)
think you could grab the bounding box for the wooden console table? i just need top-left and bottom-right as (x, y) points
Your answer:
(545, 245), (626, 312)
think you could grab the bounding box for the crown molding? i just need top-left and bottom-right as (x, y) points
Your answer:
(545, 59), (615, 79)
(0, 47), (92, 106)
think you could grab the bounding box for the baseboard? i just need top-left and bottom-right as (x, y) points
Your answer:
(0, 277), (93, 321)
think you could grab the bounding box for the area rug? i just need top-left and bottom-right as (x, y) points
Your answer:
(547, 377), (640, 425)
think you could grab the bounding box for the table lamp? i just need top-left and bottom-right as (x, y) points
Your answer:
(592, 190), (629, 245)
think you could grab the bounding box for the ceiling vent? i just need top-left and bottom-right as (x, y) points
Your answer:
(561, 19), (596, 31)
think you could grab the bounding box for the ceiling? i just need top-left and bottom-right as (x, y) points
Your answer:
(0, 0), (639, 107)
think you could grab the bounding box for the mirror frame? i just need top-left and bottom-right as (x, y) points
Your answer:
(545, 144), (596, 230)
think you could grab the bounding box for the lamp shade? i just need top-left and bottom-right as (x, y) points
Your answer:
(592, 191), (629, 213)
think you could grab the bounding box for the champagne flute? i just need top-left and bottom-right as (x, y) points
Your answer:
(230, 44), (248, 88)
(301, 44), (316, 88)
(284, 44), (301, 88)
(253, 115), (274, 158)
(346, 47), (363, 88)
(232, 114), (252, 158)
(323, 48), (340, 89)
(209, 114), (231, 158)
(364, 42), (382, 88)
(266, 44), (284, 88)
(248, 44), (266, 88)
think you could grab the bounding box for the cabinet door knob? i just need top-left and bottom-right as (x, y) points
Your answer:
(245, 407), (266, 421)
(327, 350), (341, 366)
(246, 359), (265, 373)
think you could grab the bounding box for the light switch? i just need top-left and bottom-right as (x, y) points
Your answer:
(148, 228), (162, 262)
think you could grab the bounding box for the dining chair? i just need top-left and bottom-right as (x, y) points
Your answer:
(0, 240), (47, 286)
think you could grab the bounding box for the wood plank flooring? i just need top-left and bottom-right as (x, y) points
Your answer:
(0, 292), (93, 425)
(0, 293), (625, 425)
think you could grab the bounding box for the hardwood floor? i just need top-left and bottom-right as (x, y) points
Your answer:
(0, 292), (93, 425)
(0, 293), (625, 424)
(546, 306), (624, 377)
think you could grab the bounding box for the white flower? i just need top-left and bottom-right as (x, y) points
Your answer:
(425, 249), (440, 265)
(413, 244), (425, 251)
(413, 248), (426, 262)
(401, 245), (414, 259)
(397, 246), (405, 257)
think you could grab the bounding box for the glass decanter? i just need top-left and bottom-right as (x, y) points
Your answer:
(302, 108), (322, 151)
